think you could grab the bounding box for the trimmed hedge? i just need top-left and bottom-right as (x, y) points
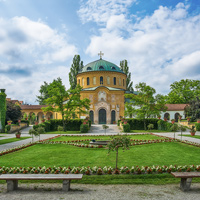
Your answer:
(126, 118), (159, 130)
(21, 120), (29, 126)
(123, 123), (130, 132)
(80, 124), (89, 133)
(33, 119), (84, 132)
(195, 123), (200, 131)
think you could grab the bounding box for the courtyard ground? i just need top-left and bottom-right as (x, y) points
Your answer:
(0, 183), (200, 200)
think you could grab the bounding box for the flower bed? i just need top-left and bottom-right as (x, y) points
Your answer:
(0, 165), (199, 175)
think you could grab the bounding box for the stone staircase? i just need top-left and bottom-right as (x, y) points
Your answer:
(88, 124), (121, 134)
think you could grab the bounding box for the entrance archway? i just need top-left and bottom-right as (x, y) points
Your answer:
(89, 110), (94, 124)
(111, 110), (116, 124)
(175, 113), (180, 122)
(98, 109), (106, 124)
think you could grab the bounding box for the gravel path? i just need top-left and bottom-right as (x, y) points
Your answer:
(0, 183), (200, 200)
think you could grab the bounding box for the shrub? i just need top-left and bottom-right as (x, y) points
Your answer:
(147, 124), (154, 130)
(123, 123), (130, 132)
(5, 124), (11, 133)
(33, 125), (39, 130)
(57, 125), (64, 132)
(21, 119), (29, 126)
(117, 120), (120, 126)
(80, 124), (89, 133)
(127, 118), (159, 130)
(195, 123), (200, 131)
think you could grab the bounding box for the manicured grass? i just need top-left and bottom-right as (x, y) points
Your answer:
(0, 141), (200, 168)
(179, 134), (200, 139)
(130, 130), (170, 133)
(45, 131), (81, 134)
(49, 134), (163, 142)
(0, 137), (30, 145)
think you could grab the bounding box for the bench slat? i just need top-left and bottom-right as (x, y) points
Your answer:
(0, 174), (83, 180)
(171, 172), (200, 178)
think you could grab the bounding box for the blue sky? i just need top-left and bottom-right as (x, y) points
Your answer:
(0, 0), (200, 104)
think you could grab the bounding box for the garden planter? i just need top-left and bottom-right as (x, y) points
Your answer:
(197, 120), (200, 123)
(35, 122), (39, 125)
(164, 118), (167, 121)
(190, 132), (195, 136)
(16, 134), (21, 138)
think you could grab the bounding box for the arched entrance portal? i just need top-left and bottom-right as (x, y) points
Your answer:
(99, 109), (106, 124)
(111, 110), (116, 124)
(89, 110), (94, 124)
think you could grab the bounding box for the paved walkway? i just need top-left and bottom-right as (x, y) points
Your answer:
(88, 124), (121, 134)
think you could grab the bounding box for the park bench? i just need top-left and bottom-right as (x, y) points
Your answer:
(0, 174), (83, 192)
(171, 172), (200, 191)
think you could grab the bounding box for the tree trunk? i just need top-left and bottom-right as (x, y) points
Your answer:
(116, 148), (118, 169)
(144, 119), (146, 130)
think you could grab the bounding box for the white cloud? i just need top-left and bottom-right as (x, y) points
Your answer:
(78, 0), (136, 24)
(85, 2), (200, 94)
(0, 16), (77, 104)
(0, 16), (77, 64)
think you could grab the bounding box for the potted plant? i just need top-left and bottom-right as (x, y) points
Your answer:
(190, 126), (196, 136)
(35, 121), (39, 125)
(197, 119), (200, 123)
(157, 115), (161, 119)
(171, 119), (175, 124)
(15, 131), (21, 138)
(179, 115), (182, 120)
(187, 117), (191, 122)
(7, 120), (12, 125)
(164, 117), (167, 121)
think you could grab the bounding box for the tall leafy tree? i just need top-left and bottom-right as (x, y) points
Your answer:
(36, 78), (62, 105)
(125, 82), (167, 129)
(69, 55), (83, 89)
(120, 60), (133, 92)
(184, 97), (200, 121)
(42, 78), (90, 130)
(166, 79), (200, 104)
(6, 101), (22, 124)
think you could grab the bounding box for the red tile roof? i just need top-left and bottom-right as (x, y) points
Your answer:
(165, 104), (188, 111)
(20, 105), (47, 110)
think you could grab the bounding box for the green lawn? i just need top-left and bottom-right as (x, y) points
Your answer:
(49, 134), (163, 142)
(0, 141), (199, 168)
(44, 131), (81, 134)
(130, 130), (170, 133)
(0, 137), (30, 145)
(179, 134), (200, 139)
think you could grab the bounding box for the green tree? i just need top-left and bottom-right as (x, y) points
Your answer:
(69, 55), (83, 89)
(166, 79), (200, 104)
(42, 78), (90, 130)
(184, 97), (200, 121)
(0, 89), (7, 132)
(6, 101), (22, 124)
(36, 81), (51, 105)
(120, 60), (133, 92)
(125, 82), (167, 130)
(108, 135), (131, 169)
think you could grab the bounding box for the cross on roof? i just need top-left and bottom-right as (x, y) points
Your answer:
(98, 51), (104, 59)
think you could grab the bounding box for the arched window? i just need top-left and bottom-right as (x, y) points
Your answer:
(82, 78), (84, 86)
(87, 77), (90, 85)
(100, 76), (103, 85)
(99, 66), (104, 70)
(111, 66), (116, 70)
(87, 67), (92, 70)
(119, 78), (121, 86)
(93, 77), (96, 85)
(113, 77), (116, 85)
(107, 76), (110, 84)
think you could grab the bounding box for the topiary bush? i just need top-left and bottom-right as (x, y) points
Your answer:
(195, 123), (200, 131)
(123, 123), (130, 132)
(20, 119), (29, 126)
(127, 118), (159, 130)
(80, 124), (89, 133)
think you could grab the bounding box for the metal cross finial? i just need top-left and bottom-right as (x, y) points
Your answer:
(98, 51), (104, 59)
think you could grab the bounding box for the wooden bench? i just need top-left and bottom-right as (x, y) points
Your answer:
(171, 172), (200, 191)
(0, 174), (83, 192)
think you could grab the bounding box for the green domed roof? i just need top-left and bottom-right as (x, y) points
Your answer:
(80, 59), (124, 74)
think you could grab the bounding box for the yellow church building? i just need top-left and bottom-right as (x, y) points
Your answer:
(77, 57), (127, 124)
